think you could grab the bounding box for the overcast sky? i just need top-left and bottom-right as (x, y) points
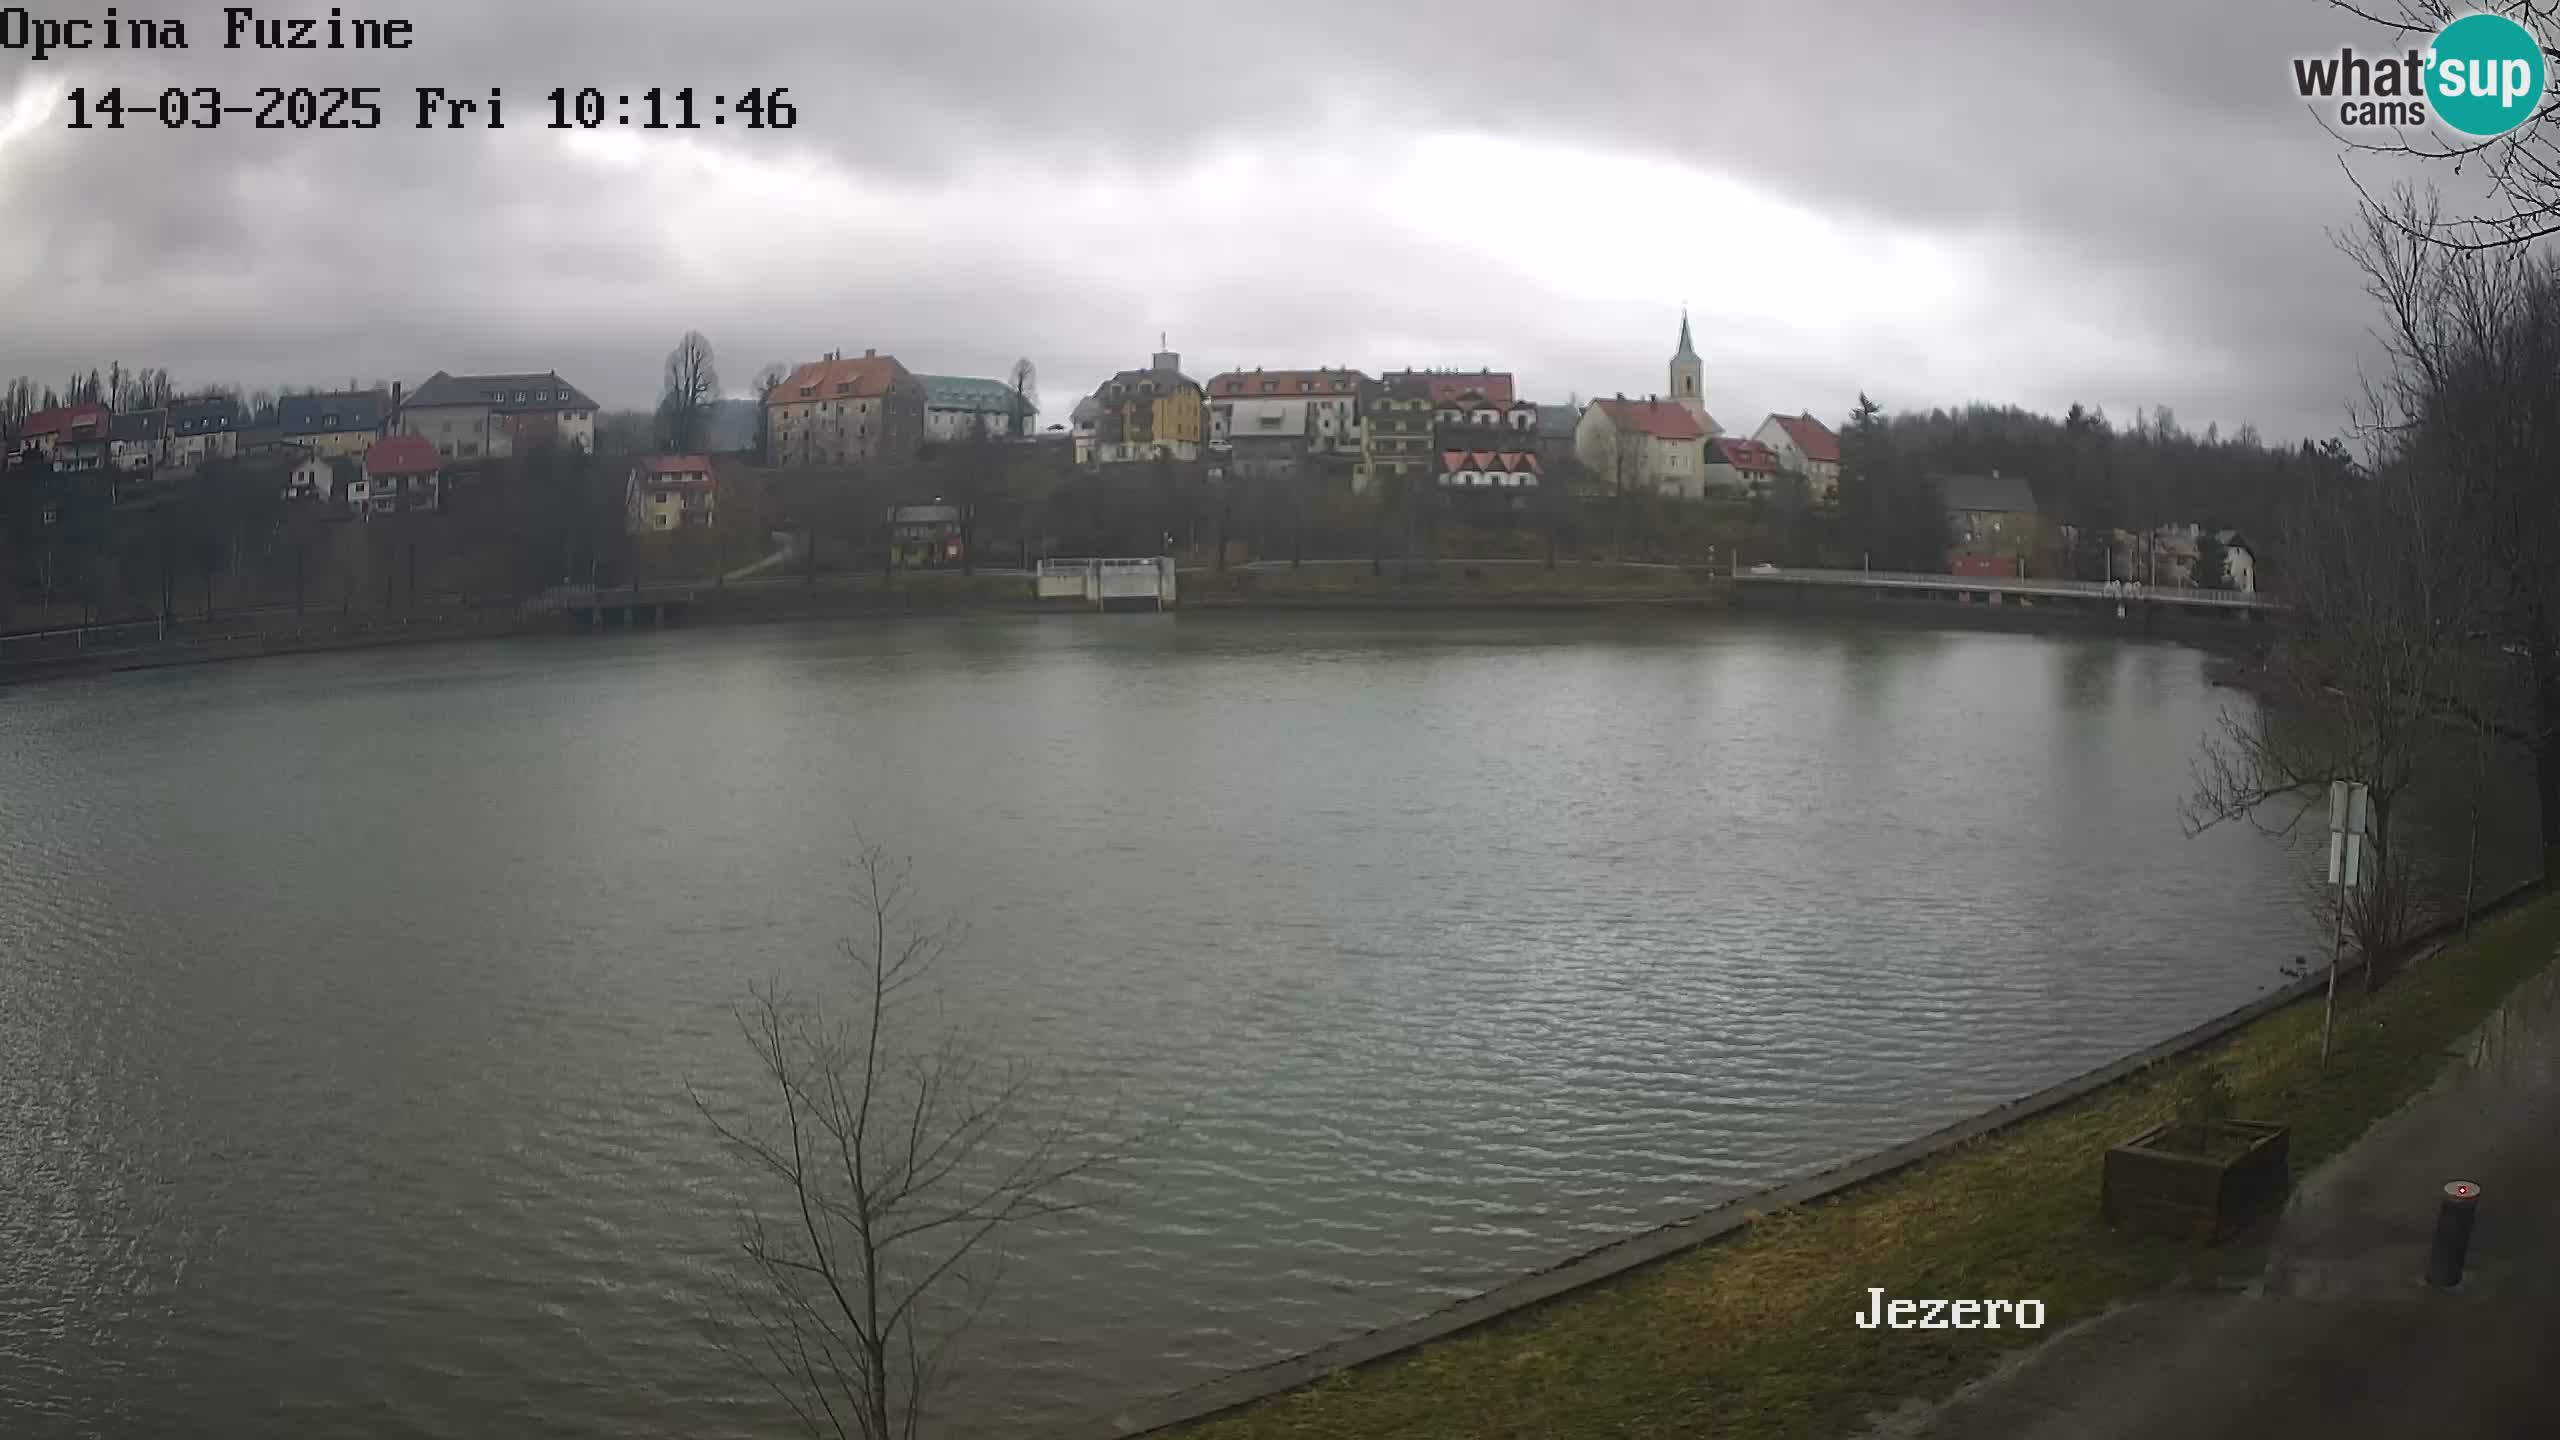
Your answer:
(0, 0), (2489, 443)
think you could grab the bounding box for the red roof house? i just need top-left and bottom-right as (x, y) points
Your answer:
(1594, 396), (1705, 441)
(1765, 412), (1841, 465)
(364, 435), (442, 477)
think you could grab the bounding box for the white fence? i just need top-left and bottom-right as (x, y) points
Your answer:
(1733, 565), (2273, 611)
(1035, 558), (1177, 609)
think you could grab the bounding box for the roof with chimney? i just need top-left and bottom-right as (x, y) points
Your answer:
(406, 371), (598, 414)
(1595, 396), (1706, 442)
(168, 396), (242, 432)
(1765, 412), (1841, 464)
(1206, 368), (1368, 399)
(767, 353), (912, 406)
(1380, 369), (1514, 405)
(279, 390), (389, 435)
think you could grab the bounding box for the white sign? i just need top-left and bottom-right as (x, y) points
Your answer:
(2327, 780), (2370, 888)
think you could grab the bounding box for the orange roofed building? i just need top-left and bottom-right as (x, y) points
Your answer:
(764, 349), (924, 468)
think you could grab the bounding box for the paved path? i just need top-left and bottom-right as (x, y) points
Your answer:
(1877, 954), (2560, 1440)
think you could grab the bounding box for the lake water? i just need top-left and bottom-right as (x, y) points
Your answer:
(0, 611), (2534, 1437)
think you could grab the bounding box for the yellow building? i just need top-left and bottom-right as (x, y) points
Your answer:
(627, 455), (717, 535)
(1088, 344), (1204, 464)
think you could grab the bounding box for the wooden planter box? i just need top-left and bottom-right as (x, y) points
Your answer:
(2100, 1120), (2291, 1245)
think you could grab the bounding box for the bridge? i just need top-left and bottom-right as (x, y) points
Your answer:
(1730, 565), (2279, 614)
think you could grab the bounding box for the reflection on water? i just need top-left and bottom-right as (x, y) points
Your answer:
(0, 612), (2536, 1437)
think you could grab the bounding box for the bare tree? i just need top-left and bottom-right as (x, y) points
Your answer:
(2330, 0), (2560, 250)
(2343, 187), (2560, 881)
(662, 331), (722, 454)
(2185, 455), (2482, 989)
(755, 363), (790, 463)
(1007, 359), (1038, 439)
(693, 846), (1148, 1440)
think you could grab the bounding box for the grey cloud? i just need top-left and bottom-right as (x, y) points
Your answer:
(0, 0), (2467, 441)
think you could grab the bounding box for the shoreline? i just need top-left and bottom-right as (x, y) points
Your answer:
(1079, 879), (2553, 1440)
(4, 569), (2261, 687)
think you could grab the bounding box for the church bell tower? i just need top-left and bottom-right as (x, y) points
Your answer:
(1670, 309), (1705, 423)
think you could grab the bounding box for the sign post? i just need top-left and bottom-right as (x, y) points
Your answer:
(2322, 780), (2369, 1065)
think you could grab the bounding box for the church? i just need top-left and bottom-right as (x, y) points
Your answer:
(1570, 313), (1724, 497)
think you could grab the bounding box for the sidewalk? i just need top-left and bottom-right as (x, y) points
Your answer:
(1878, 952), (2560, 1440)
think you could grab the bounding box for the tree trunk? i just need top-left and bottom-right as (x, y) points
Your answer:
(2536, 640), (2560, 884)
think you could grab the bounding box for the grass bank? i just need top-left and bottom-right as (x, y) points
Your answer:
(1171, 892), (2560, 1440)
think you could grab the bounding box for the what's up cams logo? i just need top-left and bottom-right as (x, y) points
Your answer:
(2295, 11), (2549, 135)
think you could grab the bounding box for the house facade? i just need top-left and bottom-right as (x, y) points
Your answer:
(15, 402), (113, 471)
(1704, 435), (1780, 497)
(2214, 530), (2257, 593)
(1356, 374), (1436, 494)
(889, 504), (965, 568)
(398, 371), (598, 460)
(1753, 413), (1842, 501)
(1087, 346), (1205, 465)
(917, 374), (1034, 444)
(111, 409), (164, 472)
(348, 435), (443, 517)
(283, 453), (354, 504)
(626, 454), (716, 534)
(166, 395), (245, 466)
(1576, 396), (1707, 498)
(1942, 472), (2041, 568)
(1069, 395), (1101, 467)
(1205, 368), (1366, 460)
(1432, 388), (1540, 499)
(1221, 399), (1311, 482)
(765, 350), (925, 467)
(278, 389), (391, 458)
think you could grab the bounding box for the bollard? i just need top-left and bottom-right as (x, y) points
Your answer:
(2426, 1180), (2481, 1288)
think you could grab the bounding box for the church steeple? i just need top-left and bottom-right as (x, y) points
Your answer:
(1669, 308), (1705, 422)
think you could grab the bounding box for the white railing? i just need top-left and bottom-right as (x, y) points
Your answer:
(1733, 565), (2274, 608)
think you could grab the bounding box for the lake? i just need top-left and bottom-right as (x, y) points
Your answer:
(0, 611), (2533, 1437)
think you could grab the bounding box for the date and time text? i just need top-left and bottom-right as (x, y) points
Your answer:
(5, 6), (801, 133)
(62, 85), (799, 131)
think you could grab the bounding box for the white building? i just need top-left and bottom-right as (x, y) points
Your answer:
(2214, 530), (2256, 593)
(1205, 368), (1366, 455)
(283, 453), (353, 504)
(1751, 413), (1842, 502)
(398, 370), (598, 460)
(918, 374), (1034, 444)
(1575, 396), (1708, 498)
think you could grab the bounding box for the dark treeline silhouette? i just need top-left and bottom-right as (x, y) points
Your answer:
(1842, 397), (2354, 583)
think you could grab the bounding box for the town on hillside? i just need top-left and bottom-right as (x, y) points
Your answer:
(0, 317), (2310, 631)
